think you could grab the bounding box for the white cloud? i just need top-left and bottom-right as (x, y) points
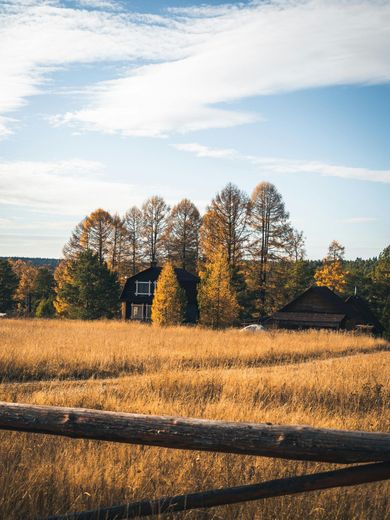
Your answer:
(0, 0), (202, 136)
(0, 159), (140, 215)
(341, 217), (378, 224)
(58, 0), (390, 136)
(1, 1), (390, 137)
(172, 142), (390, 184)
(172, 142), (239, 159)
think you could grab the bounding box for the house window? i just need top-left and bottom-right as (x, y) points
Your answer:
(145, 304), (152, 320)
(131, 304), (144, 320)
(135, 281), (152, 295)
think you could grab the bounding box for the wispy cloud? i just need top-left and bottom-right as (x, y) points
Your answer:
(57, 0), (390, 136)
(1, 1), (390, 137)
(0, 159), (138, 215)
(172, 142), (390, 184)
(341, 217), (378, 224)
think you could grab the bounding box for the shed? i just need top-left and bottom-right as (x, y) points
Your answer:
(266, 285), (383, 334)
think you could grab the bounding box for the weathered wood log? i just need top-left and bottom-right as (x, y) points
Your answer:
(1, 402), (390, 463)
(41, 462), (390, 520)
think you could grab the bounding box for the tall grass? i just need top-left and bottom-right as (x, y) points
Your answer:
(0, 319), (389, 519)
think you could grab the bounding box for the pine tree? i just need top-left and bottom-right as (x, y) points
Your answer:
(151, 262), (186, 326)
(54, 251), (119, 319)
(198, 248), (239, 328)
(0, 259), (18, 313)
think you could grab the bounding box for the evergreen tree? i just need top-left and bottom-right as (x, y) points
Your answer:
(198, 248), (239, 328)
(151, 262), (186, 326)
(55, 251), (119, 319)
(35, 297), (55, 318)
(0, 258), (18, 313)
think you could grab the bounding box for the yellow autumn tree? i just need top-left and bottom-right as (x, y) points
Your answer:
(53, 260), (72, 316)
(314, 240), (348, 293)
(198, 247), (239, 328)
(151, 262), (186, 326)
(314, 260), (348, 293)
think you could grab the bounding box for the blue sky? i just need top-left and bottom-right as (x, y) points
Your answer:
(0, 0), (389, 259)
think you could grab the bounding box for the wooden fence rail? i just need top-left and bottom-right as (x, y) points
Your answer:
(0, 401), (389, 519)
(42, 462), (390, 520)
(1, 401), (390, 463)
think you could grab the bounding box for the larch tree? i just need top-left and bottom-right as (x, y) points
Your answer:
(327, 240), (345, 262)
(142, 196), (169, 265)
(63, 209), (114, 265)
(200, 183), (251, 270)
(108, 214), (128, 281)
(10, 259), (38, 314)
(63, 219), (88, 259)
(249, 182), (292, 314)
(83, 208), (113, 265)
(198, 247), (239, 329)
(0, 258), (18, 313)
(314, 240), (348, 293)
(124, 206), (144, 275)
(53, 260), (72, 316)
(166, 198), (200, 272)
(151, 261), (186, 326)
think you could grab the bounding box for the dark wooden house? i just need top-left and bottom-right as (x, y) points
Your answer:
(266, 285), (383, 334)
(120, 265), (199, 323)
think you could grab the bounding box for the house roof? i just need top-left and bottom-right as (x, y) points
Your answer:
(279, 285), (349, 314)
(120, 265), (199, 301)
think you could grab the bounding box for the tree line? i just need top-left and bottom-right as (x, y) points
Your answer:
(0, 180), (389, 335)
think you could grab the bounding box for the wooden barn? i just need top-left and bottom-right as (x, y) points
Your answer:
(266, 285), (383, 334)
(120, 264), (199, 323)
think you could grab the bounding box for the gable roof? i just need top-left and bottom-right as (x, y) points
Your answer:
(120, 265), (199, 301)
(279, 285), (348, 314)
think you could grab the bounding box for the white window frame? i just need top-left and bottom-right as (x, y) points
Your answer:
(131, 303), (144, 320)
(135, 280), (152, 296)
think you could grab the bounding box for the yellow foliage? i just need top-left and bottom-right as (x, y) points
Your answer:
(198, 247), (239, 328)
(314, 260), (348, 293)
(151, 262), (185, 326)
(53, 260), (72, 315)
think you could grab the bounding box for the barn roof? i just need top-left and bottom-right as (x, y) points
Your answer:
(279, 285), (348, 314)
(120, 265), (198, 301)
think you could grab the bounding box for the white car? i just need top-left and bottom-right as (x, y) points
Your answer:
(239, 324), (264, 333)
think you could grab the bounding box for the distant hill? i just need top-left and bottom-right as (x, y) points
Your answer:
(1, 257), (60, 270)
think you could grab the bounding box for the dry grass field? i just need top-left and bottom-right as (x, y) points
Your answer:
(0, 319), (389, 519)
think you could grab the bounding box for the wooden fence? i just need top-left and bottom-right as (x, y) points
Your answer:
(0, 401), (389, 519)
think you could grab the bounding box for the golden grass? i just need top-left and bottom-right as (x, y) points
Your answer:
(0, 319), (389, 519)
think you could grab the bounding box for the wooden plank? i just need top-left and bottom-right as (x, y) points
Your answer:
(41, 462), (390, 520)
(1, 402), (390, 463)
